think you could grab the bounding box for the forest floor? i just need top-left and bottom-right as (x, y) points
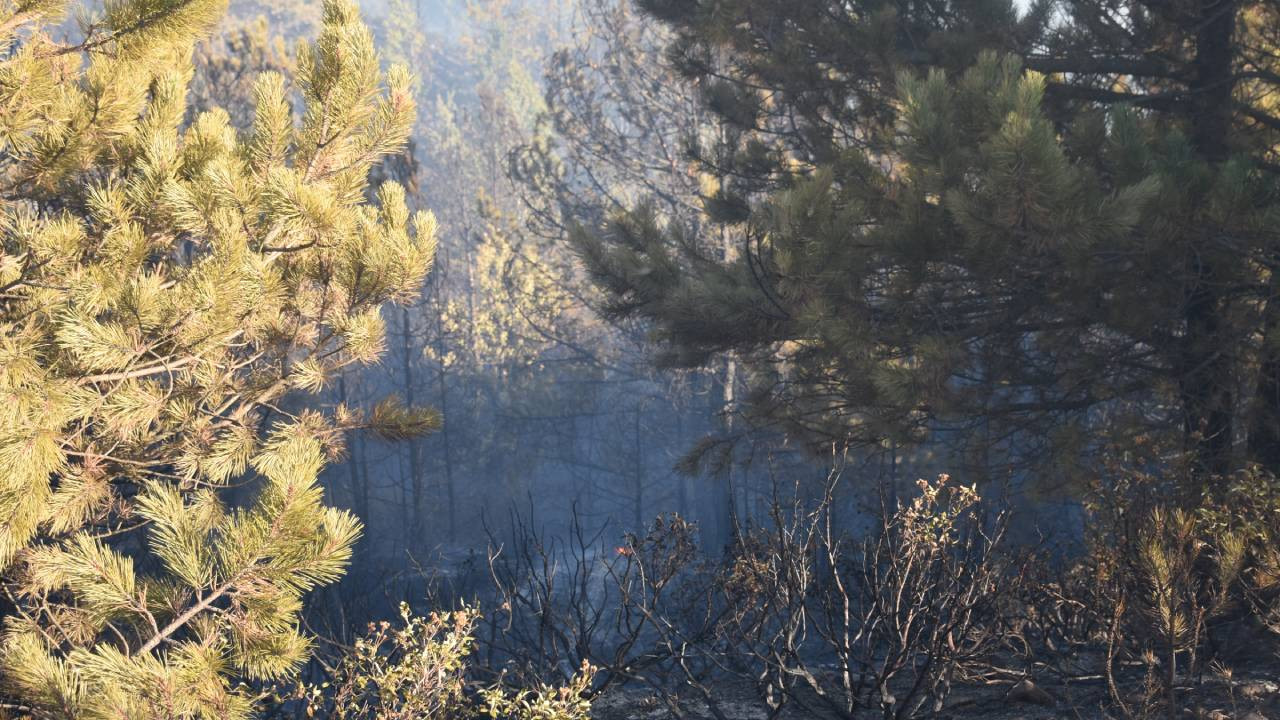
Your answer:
(591, 669), (1280, 720)
(589, 622), (1280, 720)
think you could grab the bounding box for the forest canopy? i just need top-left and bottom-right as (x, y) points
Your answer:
(571, 0), (1280, 495)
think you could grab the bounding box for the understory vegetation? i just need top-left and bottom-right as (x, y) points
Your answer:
(238, 466), (1280, 719)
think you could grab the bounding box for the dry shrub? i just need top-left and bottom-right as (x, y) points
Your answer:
(720, 473), (1019, 719)
(279, 603), (594, 720)
(482, 509), (731, 717)
(480, 471), (1023, 719)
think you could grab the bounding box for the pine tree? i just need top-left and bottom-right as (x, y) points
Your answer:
(571, 0), (1280, 492)
(0, 0), (438, 715)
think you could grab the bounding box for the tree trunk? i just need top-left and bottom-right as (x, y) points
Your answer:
(1250, 282), (1280, 472)
(432, 279), (458, 544)
(711, 359), (739, 553)
(633, 402), (644, 531)
(1180, 0), (1239, 482)
(1179, 288), (1234, 478)
(338, 374), (371, 525)
(401, 307), (425, 549)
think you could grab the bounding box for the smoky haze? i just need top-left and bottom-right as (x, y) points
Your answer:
(194, 0), (1083, 632)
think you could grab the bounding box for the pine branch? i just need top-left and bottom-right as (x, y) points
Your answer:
(136, 578), (234, 655)
(76, 356), (196, 385)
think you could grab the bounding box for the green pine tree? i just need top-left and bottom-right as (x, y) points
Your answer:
(571, 0), (1280, 494)
(0, 0), (438, 715)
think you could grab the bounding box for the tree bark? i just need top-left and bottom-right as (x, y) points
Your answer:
(1180, 0), (1240, 481)
(1249, 277), (1280, 472)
